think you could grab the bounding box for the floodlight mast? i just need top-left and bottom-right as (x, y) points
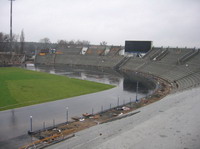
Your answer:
(9, 0), (15, 53)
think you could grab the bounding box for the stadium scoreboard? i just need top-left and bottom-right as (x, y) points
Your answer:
(125, 41), (152, 53)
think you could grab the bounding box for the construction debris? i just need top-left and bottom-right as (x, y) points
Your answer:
(122, 106), (130, 111)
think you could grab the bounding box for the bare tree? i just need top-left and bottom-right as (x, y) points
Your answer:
(0, 32), (10, 42)
(20, 30), (25, 54)
(0, 32), (22, 53)
(75, 40), (90, 46)
(0, 32), (11, 52)
(12, 34), (19, 42)
(100, 41), (107, 46)
(68, 40), (75, 45)
(40, 37), (51, 44)
(75, 40), (82, 45)
(78, 40), (90, 46)
(57, 40), (68, 48)
(0, 32), (4, 42)
(57, 39), (90, 48)
(40, 37), (51, 48)
(11, 34), (19, 54)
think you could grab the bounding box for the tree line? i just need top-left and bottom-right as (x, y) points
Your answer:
(0, 31), (108, 55)
(0, 31), (24, 54)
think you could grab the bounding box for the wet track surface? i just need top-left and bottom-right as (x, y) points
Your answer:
(0, 65), (154, 149)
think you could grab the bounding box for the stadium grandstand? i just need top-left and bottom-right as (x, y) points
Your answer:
(2, 39), (198, 93)
(0, 53), (25, 66)
(1, 40), (200, 149)
(35, 43), (200, 93)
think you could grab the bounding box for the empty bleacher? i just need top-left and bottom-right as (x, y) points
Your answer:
(0, 54), (25, 66)
(159, 48), (190, 64)
(56, 46), (82, 55)
(153, 49), (169, 61)
(85, 46), (105, 56)
(121, 47), (200, 92)
(148, 47), (169, 61)
(0, 54), (11, 66)
(142, 47), (159, 59)
(107, 46), (121, 56)
(98, 56), (124, 68)
(185, 51), (200, 69)
(54, 54), (124, 68)
(35, 46), (200, 92)
(177, 48), (199, 64)
(121, 57), (146, 71)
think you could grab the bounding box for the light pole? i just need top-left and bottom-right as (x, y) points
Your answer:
(117, 97), (119, 107)
(29, 116), (33, 134)
(9, 0), (15, 54)
(136, 81), (139, 102)
(43, 122), (46, 130)
(66, 107), (68, 123)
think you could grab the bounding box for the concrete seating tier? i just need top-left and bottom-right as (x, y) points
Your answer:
(121, 57), (146, 71)
(160, 66), (191, 81)
(35, 55), (50, 65)
(0, 54), (11, 65)
(98, 56), (124, 68)
(35, 46), (200, 92)
(159, 48), (191, 64)
(143, 48), (159, 59)
(10, 54), (24, 64)
(54, 54), (123, 68)
(177, 48), (198, 64)
(175, 72), (200, 91)
(186, 52), (200, 67)
(85, 46), (105, 56)
(122, 53), (200, 92)
(138, 62), (172, 76)
(0, 54), (24, 65)
(107, 46), (121, 56)
(56, 47), (82, 55)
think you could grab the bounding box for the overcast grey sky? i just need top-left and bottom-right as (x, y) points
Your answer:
(0, 0), (200, 47)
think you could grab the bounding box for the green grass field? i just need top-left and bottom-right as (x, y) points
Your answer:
(0, 67), (114, 111)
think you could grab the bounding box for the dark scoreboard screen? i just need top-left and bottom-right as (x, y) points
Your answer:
(125, 41), (152, 53)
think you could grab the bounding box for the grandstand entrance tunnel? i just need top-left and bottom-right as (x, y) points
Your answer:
(0, 64), (159, 149)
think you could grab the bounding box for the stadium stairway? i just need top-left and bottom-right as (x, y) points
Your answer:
(114, 56), (131, 70)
